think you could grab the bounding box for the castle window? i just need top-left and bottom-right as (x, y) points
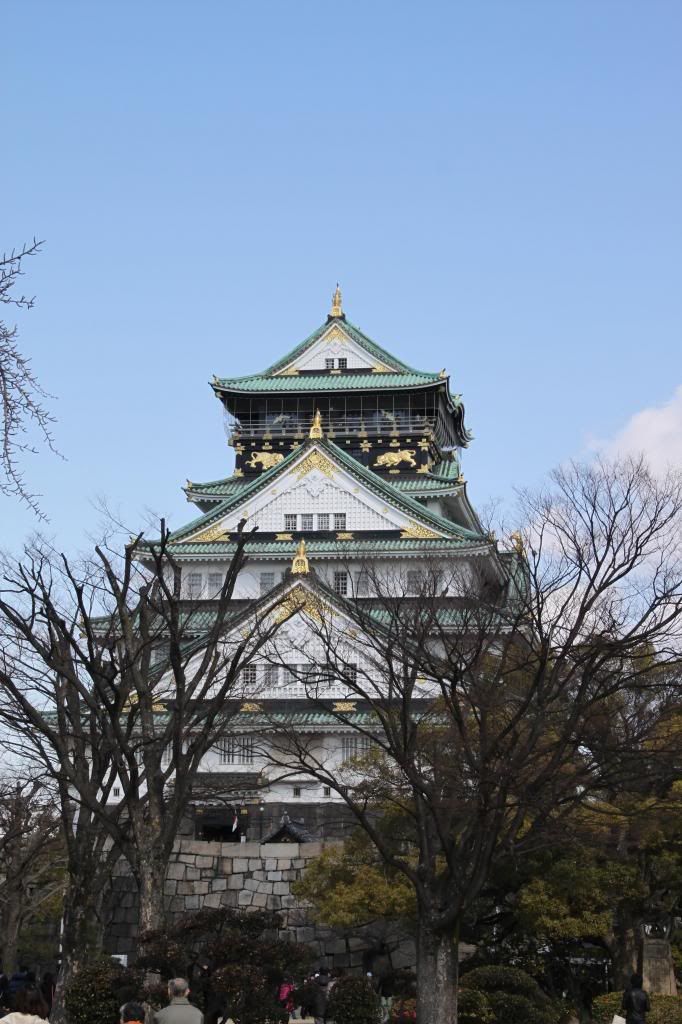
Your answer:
(323, 786), (331, 798)
(317, 513), (330, 531)
(301, 513), (313, 531)
(334, 513), (347, 531)
(259, 571), (275, 594)
(263, 664), (279, 688)
(218, 736), (255, 765)
(187, 572), (203, 599)
(241, 664), (257, 689)
(406, 570), (423, 595)
(337, 357), (348, 370)
(293, 785), (301, 797)
(333, 571), (349, 596)
(354, 571), (369, 596)
(345, 662), (358, 685)
(325, 358), (335, 370)
(208, 572), (223, 596)
(341, 735), (371, 761)
(284, 514), (298, 531)
(113, 786), (121, 798)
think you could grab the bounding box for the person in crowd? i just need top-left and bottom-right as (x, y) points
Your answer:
(154, 979), (203, 1024)
(8, 969), (30, 1003)
(310, 970), (329, 1024)
(1, 987), (48, 1024)
(38, 975), (54, 1016)
(0, 965), (10, 1009)
(121, 1004), (147, 1024)
(621, 973), (651, 1024)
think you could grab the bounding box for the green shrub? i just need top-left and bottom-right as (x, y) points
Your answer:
(458, 988), (494, 1024)
(461, 965), (542, 999)
(65, 957), (142, 1024)
(593, 991), (682, 1024)
(460, 964), (566, 1024)
(327, 975), (381, 1024)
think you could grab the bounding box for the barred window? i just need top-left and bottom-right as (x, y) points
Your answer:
(241, 664), (257, 688)
(208, 572), (223, 596)
(325, 358), (335, 370)
(341, 735), (371, 761)
(301, 513), (313, 531)
(317, 513), (330, 531)
(333, 571), (349, 596)
(406, 570), (423, 595)
(345, 662), (358, 685)
(293, 785), (301, 797)
(218, 736), (255, 765)
(259, 571), (275, 595)
(354, 571), (370, 596)
(337, 357), (348, 370)
(263, 664), (279, 688)
(284, 514), (298, 531)
(187, 572), (203, 599)
(334, 513), (347, 531)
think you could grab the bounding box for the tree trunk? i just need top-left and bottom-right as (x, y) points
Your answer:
(51, 872), (107, 1024)
(2, 890), (23, 974)
(416, 918), (459, 1024)
(136, 850), (168, 934)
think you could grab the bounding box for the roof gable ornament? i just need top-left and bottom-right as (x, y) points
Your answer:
(328, 283), (344, 320)
(291, 539), (310, 575)
(309, 409), (324, 439)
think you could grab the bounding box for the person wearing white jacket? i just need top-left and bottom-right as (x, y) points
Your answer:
(2, 987), (49, 1024)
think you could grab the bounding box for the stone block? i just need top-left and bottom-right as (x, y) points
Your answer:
(292, 858), (305, 868)
(256, 881), (273, 895)
(195, 855), (214, 868)
(252, 893), (268, 907)
(195, 880), (210, 895)
(238, 889), (253, 907)
(297, 927), (315, 943)
(185, 895), (200, 911)
(167, 863), (185, 880)
(261, 842), (299, 858)
(164, 880), (177, 896)
(326, 939), (347, 955)
(266, 895), (280, 910)
(252, 869), (266, 881)
(177, 881), (195, 896)
(220, 858), (233, 874)
(273, 882), (289, 895)
(248, 858), (261, 870)
(221, 891), (238, 907)
(267, 870), (282, 881)
(211, 878), (227, 891)
(282, 869), (297, 881)
(280, 895), (297, 908)
(227, 873), (244, 890)
(204, 893), (222, 908)
(201, 868), (215, 879)
(237, 842), (261, 857)
(185, 866), (200, 881)
(233, 858), (249, 873)
(245, 878), (260, 892)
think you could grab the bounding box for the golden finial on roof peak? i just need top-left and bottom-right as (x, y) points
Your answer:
(291, 538), (310, 575)
(329, 283), (343, 319)
(309, 409), (324, 439)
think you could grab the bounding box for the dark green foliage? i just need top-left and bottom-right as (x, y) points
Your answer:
(137, 907), (311, 1024)
(593, 991), (682, 1024)
(64, 958), (143, 1024)
(460, 964), (567, 1024)
(457, 989), (494, 1024)
(327, 975), (381, 1024)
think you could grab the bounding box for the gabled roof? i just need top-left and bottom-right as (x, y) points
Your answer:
(154, 437), (486, 550)
(184, 457), (463, 505)
(263, 317), (422, 375)
(212, 316), (445, 395)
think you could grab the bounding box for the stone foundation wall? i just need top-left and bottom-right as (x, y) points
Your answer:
(107, 838), (415, 972)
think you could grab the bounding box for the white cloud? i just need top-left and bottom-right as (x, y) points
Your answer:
(592, 385), (682, 475)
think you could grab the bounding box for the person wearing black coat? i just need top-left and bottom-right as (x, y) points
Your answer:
(310, 971), (329, 1024)
(621, 973), (651, 1024)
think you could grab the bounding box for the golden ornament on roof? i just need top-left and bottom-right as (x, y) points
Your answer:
(309, 409), (323, 439)
(291, 539), (310, 575)
(329, 283), (343, 318)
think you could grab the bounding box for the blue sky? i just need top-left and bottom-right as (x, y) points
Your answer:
(4, 0), (681, 553)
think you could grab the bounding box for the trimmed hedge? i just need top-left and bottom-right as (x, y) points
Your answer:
(592, 991), (682, 1024)
(460, 964), (568, 1024)
(458, 988), (494, 1024)
(327, 975), (381, 1024)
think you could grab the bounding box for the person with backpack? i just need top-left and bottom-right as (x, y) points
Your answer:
(621, 973), (651, 1024)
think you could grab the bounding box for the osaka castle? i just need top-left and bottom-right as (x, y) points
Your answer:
(149, 287), (513, 843)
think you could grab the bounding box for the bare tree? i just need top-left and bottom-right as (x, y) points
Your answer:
(0, 521), (286, 1022)
(0, 775), (64, 972)
(263, 457), (682, 1024)
(0, 240), (57, 516)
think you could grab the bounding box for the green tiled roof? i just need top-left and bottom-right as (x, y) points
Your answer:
(163, 536), (488, 556)
(213, 371), (442, 394)
(159, 438), (485, 548)
(262, 318), (423, 375)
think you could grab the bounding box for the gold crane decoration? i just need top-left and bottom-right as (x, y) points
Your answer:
(329, 283), (343, 318)
(309, 409), (324, 439)
(291, 539), (310, 575)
